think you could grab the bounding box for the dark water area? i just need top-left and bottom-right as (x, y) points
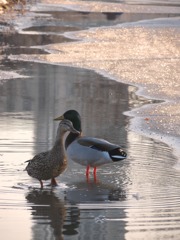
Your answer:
(0, 1), (180, 240)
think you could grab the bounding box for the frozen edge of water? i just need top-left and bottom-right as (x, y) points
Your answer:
(37, 0), (180, 14)
(6, 6), (180, 167)
(56, 16), (180, 164)
(85, 66), (180, 161)
(8, 53), (180, 167)
(0, 70), (30, 81)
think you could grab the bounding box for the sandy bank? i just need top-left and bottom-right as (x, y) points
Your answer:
(0, 0), (26, 13)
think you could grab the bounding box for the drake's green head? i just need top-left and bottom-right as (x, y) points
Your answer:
(54, 110), (82, 132)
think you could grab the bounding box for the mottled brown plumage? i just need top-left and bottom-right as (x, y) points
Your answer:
(25, 119), (80, 188)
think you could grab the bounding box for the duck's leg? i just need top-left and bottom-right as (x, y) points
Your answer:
(86, 166), (90, 178)
(51, 178), (58, 186)
(93, 167), (97, 176)
(93, 167), (97, 182)
(39, 180), (43, 189)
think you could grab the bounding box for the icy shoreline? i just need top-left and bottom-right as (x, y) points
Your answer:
(2, 0), (180, 160)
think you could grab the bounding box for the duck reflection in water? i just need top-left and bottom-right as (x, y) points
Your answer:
(63, 180), (126, 204)
(26, 190), (80, 240)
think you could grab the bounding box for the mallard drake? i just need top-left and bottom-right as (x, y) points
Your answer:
(25, 119), (80, 188)
(54, 110), (127, 179)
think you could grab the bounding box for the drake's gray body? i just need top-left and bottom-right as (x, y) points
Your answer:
(25, 119), (79, 188)
(67, 136), (126, 167)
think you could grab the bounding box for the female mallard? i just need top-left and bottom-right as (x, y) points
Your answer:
(25, 119), (80, 188)
(54, 110), (127, 179)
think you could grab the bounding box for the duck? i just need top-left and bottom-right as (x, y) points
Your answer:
(54, 110), (127, 179)
(25, 119), (80, 188)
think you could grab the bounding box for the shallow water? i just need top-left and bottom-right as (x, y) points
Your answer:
(0, 1), (180, 240)
(1, 62), (179, 240)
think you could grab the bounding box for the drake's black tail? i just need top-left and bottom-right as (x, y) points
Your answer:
(109, 148), (127, 162)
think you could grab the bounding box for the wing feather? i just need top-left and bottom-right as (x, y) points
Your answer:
(77, 137), (119, 152)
